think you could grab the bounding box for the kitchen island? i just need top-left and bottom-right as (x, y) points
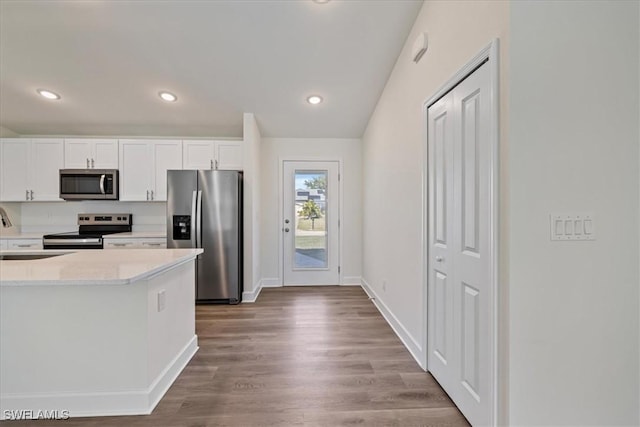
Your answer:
(0, 249), (202, 420)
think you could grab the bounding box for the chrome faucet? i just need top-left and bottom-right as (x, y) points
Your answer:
(0, 207), (13, 228)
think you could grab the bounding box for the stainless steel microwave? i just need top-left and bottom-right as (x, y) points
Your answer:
(59, 169), (119, 200)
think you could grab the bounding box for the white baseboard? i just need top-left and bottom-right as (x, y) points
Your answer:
(146, 335), (198, 413)
(0, 336), (198, 420)
(341, 276), (362, 286)
(261, 278), (282, 287)
(242, 280), (264, 303)
(360, 278), (425, 370)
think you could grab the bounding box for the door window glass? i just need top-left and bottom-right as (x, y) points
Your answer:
(294, 171), (327, 269)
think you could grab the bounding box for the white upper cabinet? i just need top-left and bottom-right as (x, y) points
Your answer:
(216, 141), (243, 170)
(182, 141), (214, 170)
(0, 139), (30, 201)
(64, 139), (118, 169)
(182, 140), (243, 170)
(119, 139), (182, 201)
(0, 138), (64, 202)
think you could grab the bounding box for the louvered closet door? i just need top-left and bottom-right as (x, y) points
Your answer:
(428, 61), (492, 426)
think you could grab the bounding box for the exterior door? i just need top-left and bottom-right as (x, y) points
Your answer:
(283, 161), (339, 285)
(427, 62), (493, 426)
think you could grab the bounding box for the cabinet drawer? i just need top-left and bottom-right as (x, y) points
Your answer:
(104, 239), (137, 249)
(140, 239), (166, 249)
(103, 238), (166, 249)
(7, 239), (43, 250)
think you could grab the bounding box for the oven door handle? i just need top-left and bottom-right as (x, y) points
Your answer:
(99, 174), (106, 194)
(44, 238), (102, 245)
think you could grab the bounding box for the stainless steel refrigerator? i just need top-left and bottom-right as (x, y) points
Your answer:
(166, 170), (243, 304)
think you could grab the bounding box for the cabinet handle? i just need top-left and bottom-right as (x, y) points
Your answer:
(91, 158), (94, 168)
(150, 190), (154, 200)
(30, 190), (34, 200)
(26, 190), (29, 200)
(210, 159), (213, 170)
(215, 159), (219, 170)
(143, 243), (162, 247)
(86, 158), (90, 168)
(17, 244), (33, 248)
(146, 190), (150, 201)
(112, 243), (128, 247)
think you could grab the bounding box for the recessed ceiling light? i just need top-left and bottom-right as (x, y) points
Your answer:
(158, 91), (177, 102)
(36, 89), (61, 100)
(307, 95), (323, 105)
(312, 0), (331, 3)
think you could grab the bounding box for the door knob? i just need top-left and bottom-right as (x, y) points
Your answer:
(284, 228), (290, 232)
(435, 256), (444, 262)
(285, 219), (290, 224)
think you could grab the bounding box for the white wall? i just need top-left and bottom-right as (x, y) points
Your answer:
(18, 202), (165, 233)
(0, 203), (21, 234)
(242, 113), (262, 300)
(361, 0), (509, 382)
(0, 126), (19, 138)
(260, 138), (362, 285)
(509, 1), (639, 425)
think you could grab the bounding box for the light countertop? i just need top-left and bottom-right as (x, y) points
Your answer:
(104, 231), (167, 239)
(0, 232), (44, 240)
(0, 248), (202, 286)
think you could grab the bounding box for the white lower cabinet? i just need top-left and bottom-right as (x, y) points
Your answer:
(6, 239), (43, 250)
(103, 237), (167, 249)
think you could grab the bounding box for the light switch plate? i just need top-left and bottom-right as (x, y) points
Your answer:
(550, 213), (595, 241)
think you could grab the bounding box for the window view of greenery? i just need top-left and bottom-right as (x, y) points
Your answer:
(294, 171), (327, 268)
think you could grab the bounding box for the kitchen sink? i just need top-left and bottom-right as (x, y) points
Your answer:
(0, 253), (67, 261)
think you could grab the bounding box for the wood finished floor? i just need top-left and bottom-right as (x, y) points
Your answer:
(4, 286), (469, 427)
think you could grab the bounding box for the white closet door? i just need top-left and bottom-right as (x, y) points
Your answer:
(427, 91), (456, 393)
(428, 61), (493, 426)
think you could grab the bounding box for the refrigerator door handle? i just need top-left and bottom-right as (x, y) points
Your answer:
(191, 190), (198, 247)
(196, 190), (203, 248)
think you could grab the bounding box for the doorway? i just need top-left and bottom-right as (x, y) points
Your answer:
(282, 160), (340, 285)
(424, 41), (499, 426)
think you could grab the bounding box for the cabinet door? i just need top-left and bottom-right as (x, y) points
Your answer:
(152, 140), (182, 201)
(30, 139), (64, 201)
(0, 139), (30, 201)
(64, 139), (93, 168)
(216, 141), (243, 170)
(119, 140), (152, 201)
(93, 139), (119, 169)
(182, 141), (214, 170)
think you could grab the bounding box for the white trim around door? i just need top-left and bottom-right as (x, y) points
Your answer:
(278, 158), (344, 286)
(422, 39), (500, 426)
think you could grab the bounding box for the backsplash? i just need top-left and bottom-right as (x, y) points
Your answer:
(19, 201), (166, 233)
(0, 203), (21, 235)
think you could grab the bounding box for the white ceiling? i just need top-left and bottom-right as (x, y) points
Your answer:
(0, 0), (422, 138)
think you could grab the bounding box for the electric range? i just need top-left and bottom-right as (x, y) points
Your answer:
(43, 213), (132, 250)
